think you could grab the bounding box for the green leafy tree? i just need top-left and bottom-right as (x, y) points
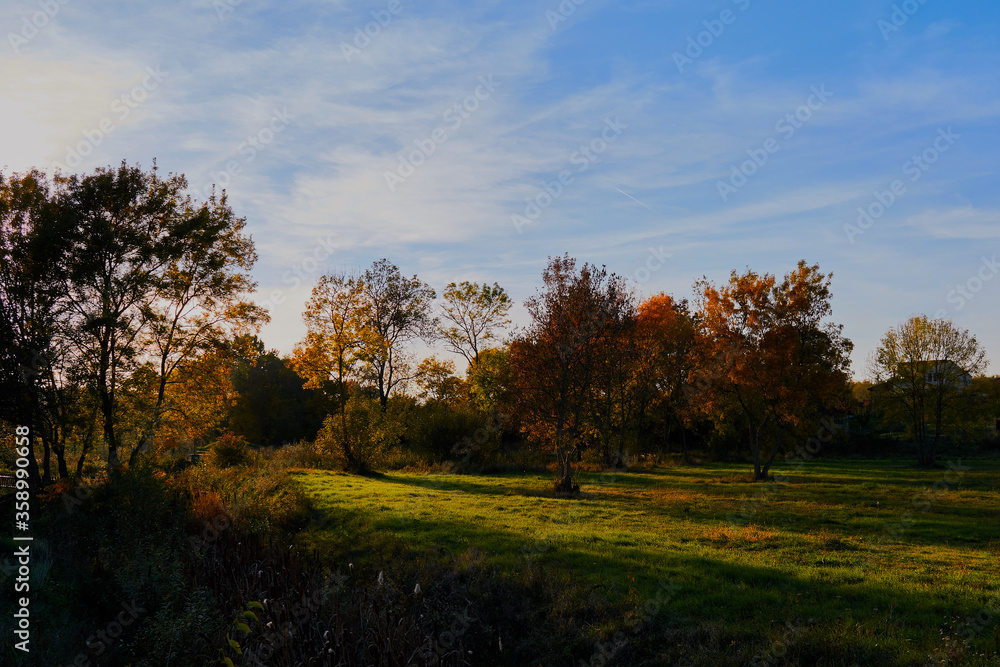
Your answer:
(315, 394), (403, 472)
(869, 315), (988, 465)
(0, 169), (75, 482)
(60, 163), (179, 467)
(11, 162), (269, 471)
(60, 163), (264, 468)
(230, 346), (326, 446)
(438, 281), (512, 366)
(354, 259), (436, 409)
(466, 346), (511, 418)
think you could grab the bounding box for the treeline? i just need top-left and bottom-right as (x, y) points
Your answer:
(284, 258), (998, 484)
(3, 164), (997, 488)
(286, 253), (859, 487)
(0, 163), (263, 484)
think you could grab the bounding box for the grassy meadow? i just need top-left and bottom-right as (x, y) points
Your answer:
(291, 458), (1000, 665)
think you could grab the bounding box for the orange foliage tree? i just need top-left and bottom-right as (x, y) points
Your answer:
(635, 293), (698, 461)
(693, 261), (852, 480)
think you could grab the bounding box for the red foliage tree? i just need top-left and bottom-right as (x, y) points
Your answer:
(508, 255), (633, 491)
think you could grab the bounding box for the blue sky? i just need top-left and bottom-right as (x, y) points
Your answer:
(2, 0), (998, 376)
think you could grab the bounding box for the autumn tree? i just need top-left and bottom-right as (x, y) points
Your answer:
(438, 281), (512, 366)
(5, 162), (270, 473)
(584, 305), (641, 468)
(869, 315), (988, 466)
(354, 259), (436, 409)
(55, 163), (267, 469)
(294, 262), (436, 409)
(132, 188), (265, 465)
(157, 344), (238, 452)
(154, 334), (272, 457)
(292, 272), (365, 397)
(293, 261), (434, 467)
(635, 294), (698, 462)
(694, 261), (852, 480)
(509, 255), (633, 492)
(415, 356), (466, 404)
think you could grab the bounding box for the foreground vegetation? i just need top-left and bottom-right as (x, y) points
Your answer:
(3, 439), (1000, 664)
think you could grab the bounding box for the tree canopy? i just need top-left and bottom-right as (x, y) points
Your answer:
(508, 255), (634, 491)
(1, 162), (264, 474)
(869, 315), (988, 466)
(693, 261), (853, 480)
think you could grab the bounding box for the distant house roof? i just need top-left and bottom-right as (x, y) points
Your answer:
(891, 360), (972, 388)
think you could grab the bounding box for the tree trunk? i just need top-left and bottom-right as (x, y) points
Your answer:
(54, 441), (69, 479)
(916, 414), (935, 467)
(98, 355), (119, 469)
(751, 431), (762, 480)
(40, 429), (52, 483)
(75, 406), (98, 477)
(75, 442), (90, 477)
(758, 429), (785, 480)
(105, 406), (119, 469)
(555, 445), (576, 492)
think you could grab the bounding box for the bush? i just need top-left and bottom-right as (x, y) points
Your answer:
(263, 440), (340, 470)
(315, 395), (403, 472)
(156, 453), (193, 474)
(184, 461), (311, 537)
(404, 401), (494, 463)
(205, 432), (255, 469)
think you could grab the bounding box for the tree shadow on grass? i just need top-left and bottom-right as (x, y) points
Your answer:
(374, 472), (591, 501)
(300, 488), (989, 664)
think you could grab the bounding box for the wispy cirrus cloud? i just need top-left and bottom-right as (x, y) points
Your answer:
(1, 0), (999, 370)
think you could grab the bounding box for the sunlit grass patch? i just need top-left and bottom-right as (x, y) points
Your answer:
(291, 458), (1000, 664)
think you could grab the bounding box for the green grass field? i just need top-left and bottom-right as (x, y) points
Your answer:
(291, 458), (1000, 664)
